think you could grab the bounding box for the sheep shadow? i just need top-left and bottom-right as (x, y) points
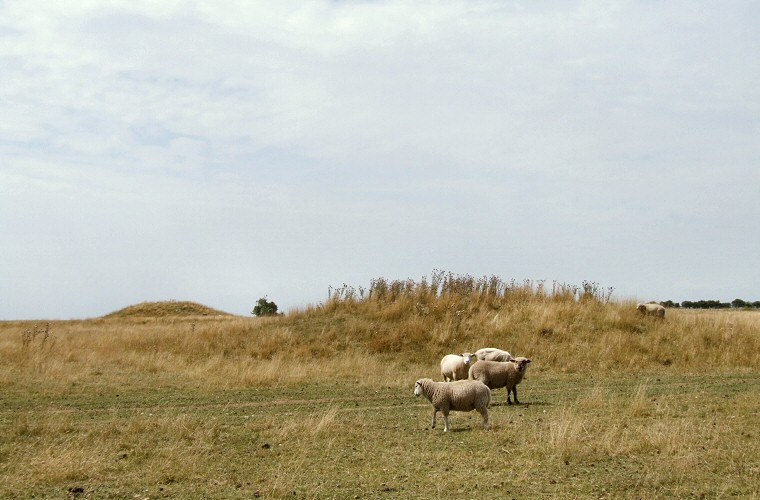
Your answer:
(489, 400), (552, 408)
(447, 427), (476, 433)
(423, 426), (483, 433)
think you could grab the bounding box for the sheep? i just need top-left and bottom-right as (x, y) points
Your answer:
(637, 302), (666, 318)
(414, 378), (491, 432)
(474, 347), (514, 362)
(440, 352), (476, 381)
(468, 357), (531, 405)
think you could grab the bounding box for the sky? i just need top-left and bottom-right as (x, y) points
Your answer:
(2, 1), (759, 320)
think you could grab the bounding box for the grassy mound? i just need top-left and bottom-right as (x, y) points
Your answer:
(279, 272), (760, 372)
(104, 300), (232, 318)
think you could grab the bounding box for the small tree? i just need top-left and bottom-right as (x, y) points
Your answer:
(252, 296), (278, 317)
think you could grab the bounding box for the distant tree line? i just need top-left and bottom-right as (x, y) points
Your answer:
(659, 299), (760, 309)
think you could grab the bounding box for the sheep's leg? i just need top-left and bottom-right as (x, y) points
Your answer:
(478, 407), (489, 429)
(442, 412), (450, 432)
(431, 409), (437, 428)
(511, 386), (520, 405)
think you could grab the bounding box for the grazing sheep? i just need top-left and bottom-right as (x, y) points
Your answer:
(440, 352), (476, 382)
(469, 357), (531, 405)
(474, 347), (514, 362)
(414, 378), (491, 432)
(637, 302), (666, 318)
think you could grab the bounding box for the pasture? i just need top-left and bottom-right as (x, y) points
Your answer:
(1, 279), (759, 498)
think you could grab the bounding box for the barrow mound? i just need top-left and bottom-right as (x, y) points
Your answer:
(104, 301), (233, 318)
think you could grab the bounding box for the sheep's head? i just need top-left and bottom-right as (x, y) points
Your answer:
(461, 353), (474, 365)
(513, 357), (531, 372)
(414, 379), (425, 397)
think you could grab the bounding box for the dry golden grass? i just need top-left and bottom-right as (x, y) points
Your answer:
(1, 280), (759, 497)
(3, 288), (759, 391)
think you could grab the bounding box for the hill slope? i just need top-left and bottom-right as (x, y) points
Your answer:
(104, 300), (233, 318)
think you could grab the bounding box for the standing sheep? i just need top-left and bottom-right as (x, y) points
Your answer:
(474, 347), (514, 362)
(637, 303), (666, 318)
(440, 352), (476, 381)
(414, 378), (491, 432)
(469, 357), (531, 405)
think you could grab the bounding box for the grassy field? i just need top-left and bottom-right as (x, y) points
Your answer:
(1, 279), (759, 498)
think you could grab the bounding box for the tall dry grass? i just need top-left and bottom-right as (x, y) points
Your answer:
(1, 273), (759, 393)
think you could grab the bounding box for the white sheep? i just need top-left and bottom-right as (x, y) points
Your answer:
(637, 302), (665, 318)
(474, 347), (514, 362)
(468, 357), (531, 405)
(414, 378), (491, 432)
(440, 352), (475, 381)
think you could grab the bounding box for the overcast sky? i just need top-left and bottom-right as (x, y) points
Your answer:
(2, 1), (759, 320)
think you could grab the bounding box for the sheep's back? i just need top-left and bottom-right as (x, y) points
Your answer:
(446, 380), (489, 410)
(470, 360), (513, 389)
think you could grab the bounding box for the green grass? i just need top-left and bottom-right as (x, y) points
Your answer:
(2, 371), (758, 498)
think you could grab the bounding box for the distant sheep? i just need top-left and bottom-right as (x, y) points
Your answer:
(475, 348), (514, 362)
(414, 378), (491, 432)
(440, 352), (475, 381)
(469, 357), (531, 405)
(637, 303), (665, 318)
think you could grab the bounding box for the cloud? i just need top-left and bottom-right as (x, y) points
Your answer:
(1, 1), (759, 318)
